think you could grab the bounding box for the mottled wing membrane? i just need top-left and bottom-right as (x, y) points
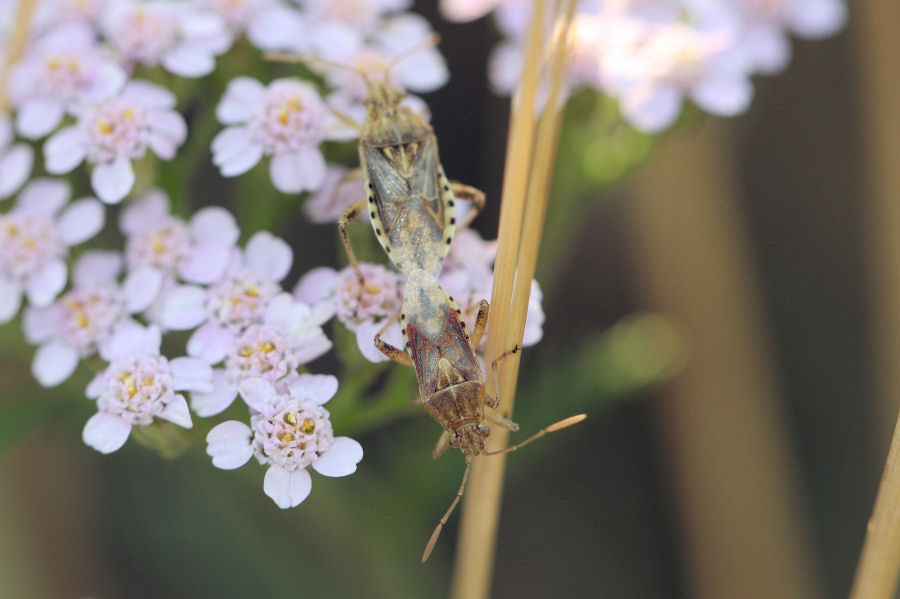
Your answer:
(362, 134), (455, 274)
(408, 308), (481, 397)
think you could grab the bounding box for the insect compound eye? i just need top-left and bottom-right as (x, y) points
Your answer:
(449, 435), (459, 448)
(478, 425), (490, 437)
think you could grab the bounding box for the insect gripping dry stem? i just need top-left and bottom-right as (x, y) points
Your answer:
(374, 270), (586, 562)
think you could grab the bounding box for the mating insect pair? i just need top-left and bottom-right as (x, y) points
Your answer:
(271, 44), (585, 562)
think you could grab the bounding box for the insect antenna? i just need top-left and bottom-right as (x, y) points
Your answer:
(483, 413), (586, 457)
(422, 454), (472, 563)
(421, 414), (585, 562)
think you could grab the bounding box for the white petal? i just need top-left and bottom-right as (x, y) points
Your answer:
(691, 74), (753, 117)
(190, 206), (239, 246)
(216, 140), (264, 177)
(313, 437), (363, 477)
(43, 127), (87, 174)
(26, 259), (67, 306)
(32, 340), (79, 387)
(264, 465), (312, 508)
(16, 98), (64, 139)
(191, 369), (237, 416)
(0, 145), (33, 199)
(23, 304), (59, 343)
(238, 377), (278, 412)
(147, 112), (187, 159)
(786, 0), (847, 38)
(293, 267), (339, 305)
(156, 285), (207, 330)
(288, 374), (338, 405)
(92, 157), (135, 204)
(245, 231), (292, 282)
(178, 242), (231, 284)
(163, 44), (215, 77)
(17, 178), (70, 214)
(206, 420), (253, 469)
(269, 148), (326, 193)
(293, 330), (333, 364)
(0, 278), (23, 323)
(169, 357), (214, 392)
(122, 81), (176, 109)
(216, 77), (265, 124)
(73, 250), (122, 288)
(123, 267), (164, 313)
(58, 198), (105, 245)
(119, 189), (170, 235)
(355, 320), (391, 363)
(621, 85), (682, 133)
(159, 394), (193, 428)
(83, 411), (132, 454)
(211, 126), (252, 159)
(187, 322), (234, 364)
(100, 322), (161, 361)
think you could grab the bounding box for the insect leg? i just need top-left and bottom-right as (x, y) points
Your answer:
(374, 309), (413, 367)
(486, 344), (521, 409)
(431, 430), (452, 460)
(468, 299), (490, 348)
(338, 199), (367, 317)
(449, 182), (486, 234)
(485, 410), (519, 432)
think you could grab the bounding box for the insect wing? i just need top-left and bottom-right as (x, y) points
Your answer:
(407, 309), (480, 397)
(363, 135), (454, 273)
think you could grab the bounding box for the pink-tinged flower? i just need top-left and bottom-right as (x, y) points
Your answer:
(693, 0), (848, 74)
(44, 80), (187, 203)
(0, 179), (104, 322)
(294, 262), (403, 362)
(191, 293), (333, 416)
(102, 0), (232, 77)
(309, 14), (448, 100)
(212, 77), (345, 193)
(7, 22), (126, 139)
(33, 0), (112, 28)
(603, 21), (752, 133)
(206, 376), (362, 509)
(303, 166), (367, 224)
(303, 0), (410, 37)
(119, 189), (238, 317)
(0, 115), (33, 200)
(24, 251), (133, 387)
(185, 231), (293, 363)
(83, 323), (214, 454)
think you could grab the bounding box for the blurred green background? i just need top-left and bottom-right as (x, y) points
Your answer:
(2, 2), (897, 598)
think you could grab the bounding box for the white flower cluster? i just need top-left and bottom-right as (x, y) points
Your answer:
(442, 0), (847, 132)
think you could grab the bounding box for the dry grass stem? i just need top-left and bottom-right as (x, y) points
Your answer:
(850, 410), (900, 599)
(450, 2), (574, 598)
(0, 0), (38, 114)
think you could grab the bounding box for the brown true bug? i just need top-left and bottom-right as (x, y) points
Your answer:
(268, 42), (486, 282)
(375, 269), (586, 561)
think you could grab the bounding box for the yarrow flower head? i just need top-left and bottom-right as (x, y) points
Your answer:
(190, 292), (333, 416)
(24, 251), (135, 387)
(44, 80), (188, 203)
(0, 179), (104, 322)
(83, 323), (214, 454)
(294, 262), (404, 362)
(206, 376), (363, 508)
(7, 22), (126, 139)
(118, 189), (239, 324)
(101, 0), (232, 77)
(213, 77), (346, 193)
(0, 114), (33, 200)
